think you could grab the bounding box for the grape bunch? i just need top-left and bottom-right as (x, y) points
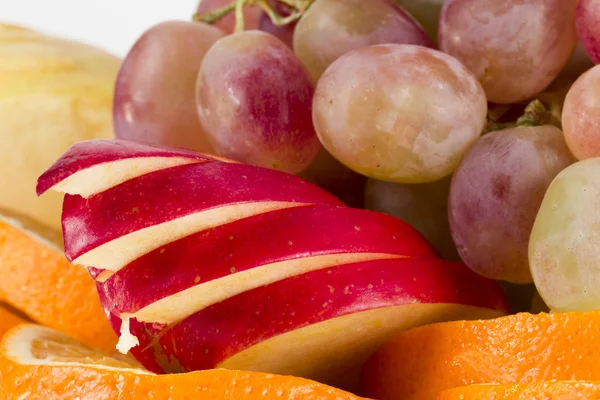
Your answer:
(113, 0), (600, 313)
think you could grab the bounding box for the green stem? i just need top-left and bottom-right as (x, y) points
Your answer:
(516, 99), (561, 128)
(235, 0), (248, 32)
(484, 93), (564, 134)
(260, 0), (304, 26)
(192, 1), (237, 24)
(193, 0), (315, 31)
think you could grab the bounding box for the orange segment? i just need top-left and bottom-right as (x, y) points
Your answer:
(361, 311), (600, 400)
(0, 304), (25, 338)
(438, 382), (600, 399)
(0, 324), (369, 400)
(0, 210), (117, 351)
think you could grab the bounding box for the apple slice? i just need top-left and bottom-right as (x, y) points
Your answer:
(62, 161), (344, 271)
(99, 204), (438, 317)
(37, 139), (508, 392)
(115, 258), (508, 391)
(36, 139), (227, 198)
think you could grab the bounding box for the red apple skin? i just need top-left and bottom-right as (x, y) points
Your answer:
(98, 204), (439, 315)
(62, 161), (345, 263)
(116, 258), (509, 373)
(36, 139), (219, 196)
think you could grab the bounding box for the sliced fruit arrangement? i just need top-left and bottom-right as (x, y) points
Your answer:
(0, 324), (366, 400)
(4, 0), (600, 397)
(37, 138), (508, 391)
(361, 310), (600, 399)
(0, 209), (118, 352)
(438, 381), (600, 400)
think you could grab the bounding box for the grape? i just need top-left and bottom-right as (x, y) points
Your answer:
(365, 177), (459, 261)
(298, 148), (366, 208)
(449, 125), (575, 284)
(530, 159), (600, 312)
(196, 0), (262, 33)
(439, 0), (578, 104)
(394, 0), (443, 44)
(562, 65), (600, 160)
(313, 44), (487, 184)
(293, 0), (434, 83)
(114, 21), (224, 153)
(196, 31), (319, 174)
(577, 0), (600, 64)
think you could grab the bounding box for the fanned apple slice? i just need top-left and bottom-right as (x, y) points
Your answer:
(36, 139), (229, 198)
(99, 205), (438, 316)
(63, 162), (344, 271)
(114, 258), (508, 391)
(37, 138), (509, 394)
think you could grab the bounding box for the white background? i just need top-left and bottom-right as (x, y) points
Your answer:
(0, 0), (200, 57)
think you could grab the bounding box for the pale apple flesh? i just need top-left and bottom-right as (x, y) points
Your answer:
(62, 161), (344, 268)
(36, 139), (222, 197)
(221, 304), (503, 393)
(105, 257), (507, 388)
(98, 204), (438, 315)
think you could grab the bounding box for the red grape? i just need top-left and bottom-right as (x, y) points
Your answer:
(293, 0), (433, 83)
(114, 21), (224, 153)
(562, 65), (600, 159)
(313, 44), (487, 183)
(439, 0), (578, 104)
(449, 125), (575, 283)
(196, 31), (319, 173)
(577, 0), (600, 64)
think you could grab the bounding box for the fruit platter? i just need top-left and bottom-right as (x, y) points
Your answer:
(2, 0), (600, 398)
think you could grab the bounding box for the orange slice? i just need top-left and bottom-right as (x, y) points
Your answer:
(0, 210), (117, 351)
(0, 304), (25, 338)
(361, 311), (600, 399)
(438, 381), (600, 399)
(0, 324), (369, 400)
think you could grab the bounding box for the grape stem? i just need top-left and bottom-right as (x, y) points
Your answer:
(484, 94), (564, 134)
(516, 99), (561, 128)
(193, 2), (237, 26)
(193, 0), (314, 32)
